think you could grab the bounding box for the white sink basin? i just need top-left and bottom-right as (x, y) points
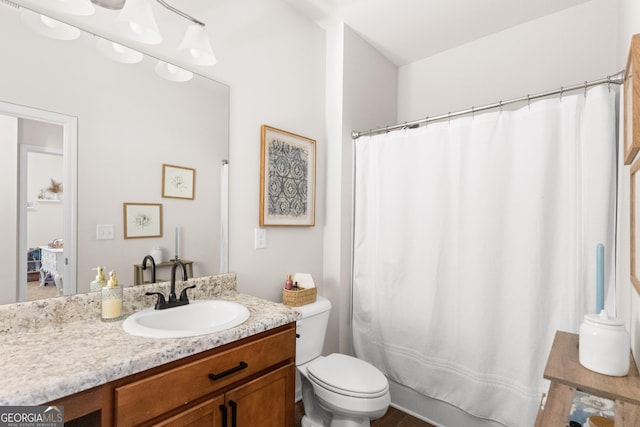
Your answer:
(123, 300), (250, 338)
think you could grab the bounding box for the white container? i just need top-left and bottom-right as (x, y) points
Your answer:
(579, 310), (630, 376)
(150, 246), (163, 263)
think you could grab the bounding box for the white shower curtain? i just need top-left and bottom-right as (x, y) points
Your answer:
(352, 86), (617, 426)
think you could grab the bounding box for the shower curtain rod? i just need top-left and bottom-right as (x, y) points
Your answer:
(352, 70), (625, 140)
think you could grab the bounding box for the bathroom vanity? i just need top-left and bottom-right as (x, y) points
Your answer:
(52, 324), (295, 426)
(0, 273), (299, 426)
(535, 331), (640, 426)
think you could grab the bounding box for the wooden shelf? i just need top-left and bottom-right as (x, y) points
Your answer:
(133, 259), (194, 286)
(543, 331), (640, 405)
(537, 331), (640, 426)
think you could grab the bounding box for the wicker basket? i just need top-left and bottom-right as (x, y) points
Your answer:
(282, 287), (317, 307)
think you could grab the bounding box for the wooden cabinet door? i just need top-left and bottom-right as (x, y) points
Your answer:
(155, 395), (225, 427)
(225, 364), (295, 427)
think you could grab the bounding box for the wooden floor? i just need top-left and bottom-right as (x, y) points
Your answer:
(372, 406), (435, 427)
(295, 401), (435, 427)
(27, 280), (58, 301)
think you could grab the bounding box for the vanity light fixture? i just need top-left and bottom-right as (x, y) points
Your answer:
(116, 0), (162, 45)
(178, 24), (217, 66)
(154, 61), (193, 82)
(96, 38), (144, 64)
(96, 0), (216, 66)
(19, 8), (81, 41)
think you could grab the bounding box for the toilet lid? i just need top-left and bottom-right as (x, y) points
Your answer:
(307, 353), (389, 398)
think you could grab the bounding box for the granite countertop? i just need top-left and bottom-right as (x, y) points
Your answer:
(0, 273), (299, 406)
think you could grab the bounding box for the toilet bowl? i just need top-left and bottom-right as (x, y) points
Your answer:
(295, 296), (390, 427)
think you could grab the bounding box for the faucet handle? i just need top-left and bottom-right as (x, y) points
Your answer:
(145, 292), (167, 310)
(179, 285), (196, 302)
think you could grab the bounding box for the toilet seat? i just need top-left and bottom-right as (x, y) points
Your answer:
(307, 353), (389, 399)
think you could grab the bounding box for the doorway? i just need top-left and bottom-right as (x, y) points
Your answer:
(23, 147), (64, 301)
(0, 101), (77, 304)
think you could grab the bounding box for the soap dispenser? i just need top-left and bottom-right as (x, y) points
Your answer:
(90, 266), (107, 292)
(101, 270), (123, 322)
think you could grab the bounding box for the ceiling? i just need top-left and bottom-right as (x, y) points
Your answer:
(12, 0), (594, 68)
(286, 0), (594, 66)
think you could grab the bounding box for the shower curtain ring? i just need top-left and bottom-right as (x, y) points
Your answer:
(499, 101), (503, 113)
(471, 106), (475, 119)
(584, 81), (588, 97)
(527, 94), (530, 109)
(607, 75), (612, 92)
(560, 86), (563, 102)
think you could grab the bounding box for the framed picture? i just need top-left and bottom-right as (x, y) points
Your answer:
(260, 125), (316, 226)
(624, 34), (640, 165)
(124, 203), (162, 239)
(162, 164), (195, 200)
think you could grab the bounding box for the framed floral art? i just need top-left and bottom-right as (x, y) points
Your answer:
(123, 203), (162, 239)
(162, 164), (195, 200)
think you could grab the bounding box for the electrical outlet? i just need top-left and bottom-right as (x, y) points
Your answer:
(254, 227), (267, 249)
(96, 224), (114, 240)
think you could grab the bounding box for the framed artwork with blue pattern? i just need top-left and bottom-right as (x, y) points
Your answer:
(260, 125), (316, 226)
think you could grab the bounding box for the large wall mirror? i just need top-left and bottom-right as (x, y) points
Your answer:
(0, 4), (229, 304)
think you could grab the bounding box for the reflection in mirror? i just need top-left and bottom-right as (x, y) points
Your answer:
(1, 102), (76, 305)
(21, 121), (67, 301)
(0, 4), (229, 304)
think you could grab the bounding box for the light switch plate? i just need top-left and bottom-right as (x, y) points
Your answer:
(96, 224), (114, 240)
(254, 227), (267, 249)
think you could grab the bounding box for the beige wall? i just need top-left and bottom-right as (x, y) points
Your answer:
(211, 0), (327, 303)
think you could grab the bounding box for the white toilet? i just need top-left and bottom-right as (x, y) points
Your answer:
(296, 296), (390, 427)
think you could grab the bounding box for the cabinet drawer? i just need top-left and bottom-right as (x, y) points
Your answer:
(41, 250), (54, 261)
(115, 326), (295, 426)
(41, 250), (62, 270)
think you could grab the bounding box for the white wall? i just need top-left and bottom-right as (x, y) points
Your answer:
(209, 0), (327, 303)
(22, 119), (64, 250)
(398, 0), (618, 122)
(27, 152), (63, 249)
(323, 24), (397, 354)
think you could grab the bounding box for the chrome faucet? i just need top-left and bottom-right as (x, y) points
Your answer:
(141, 255), (156, 284)
(145, 259), (196, 310)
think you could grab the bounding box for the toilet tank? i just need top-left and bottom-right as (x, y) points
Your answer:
(295, 295), (332, 365)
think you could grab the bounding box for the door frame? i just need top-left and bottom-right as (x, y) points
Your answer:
(1, 101), (77, 301)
